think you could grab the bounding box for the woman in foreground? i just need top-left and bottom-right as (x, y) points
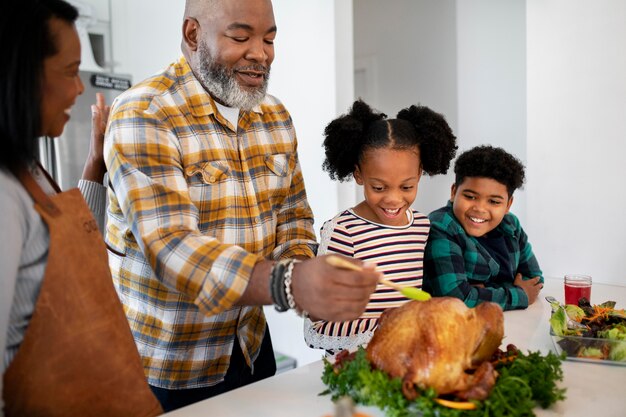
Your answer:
(0, 1), (161, 415)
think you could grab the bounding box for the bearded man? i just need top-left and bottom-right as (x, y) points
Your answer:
(104, 0), (380, 412)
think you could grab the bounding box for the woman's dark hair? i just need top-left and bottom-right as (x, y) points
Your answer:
(322, 99), (457, 181)
(454, 145), (525, 197)
(0, 0), (78, 175)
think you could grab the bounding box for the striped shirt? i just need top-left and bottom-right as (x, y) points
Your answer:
(104, 57), (316, 389)
(304, 208), (429, 353)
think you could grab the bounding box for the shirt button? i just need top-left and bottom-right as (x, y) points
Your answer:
(254, 217), (261, 224)
(209, 176), (216, 183)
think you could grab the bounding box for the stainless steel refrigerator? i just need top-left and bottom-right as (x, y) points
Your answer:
(39, 70), (131, 190)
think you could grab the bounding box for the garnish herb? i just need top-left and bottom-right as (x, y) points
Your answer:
(321, 348), (566, 417)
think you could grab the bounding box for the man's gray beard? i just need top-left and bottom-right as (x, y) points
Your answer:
(196, 42), (270, 111)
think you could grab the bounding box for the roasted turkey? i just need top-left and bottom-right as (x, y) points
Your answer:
(366, 297), (504, 400)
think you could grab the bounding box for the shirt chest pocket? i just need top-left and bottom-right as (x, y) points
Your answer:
(184, 161), (231, 225)
(263, 153), (293, 204)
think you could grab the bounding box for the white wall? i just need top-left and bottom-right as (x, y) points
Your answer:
(353, 0), (526, 221)
(526, 0), (626, 285)
(354, 0), (458, 216)
(110, 0), (185, 81)
(354, 0), (626, 286)
(456, 0), (527, 224)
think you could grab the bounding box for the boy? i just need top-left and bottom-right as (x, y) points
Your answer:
(424, 145), (543, 310)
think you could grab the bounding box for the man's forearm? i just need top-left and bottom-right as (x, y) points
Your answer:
(235, 259), (274, 306)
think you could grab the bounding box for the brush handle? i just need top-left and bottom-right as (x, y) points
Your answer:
(325, 255), (363, 271)
(378, 278), (403, 291)
(326, 256), (399, 290)
(326, 255), (430, 301)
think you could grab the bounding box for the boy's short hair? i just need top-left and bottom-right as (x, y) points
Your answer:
(454, 145), (525, 197)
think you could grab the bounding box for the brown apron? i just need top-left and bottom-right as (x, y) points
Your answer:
(3, 169), (163, 417)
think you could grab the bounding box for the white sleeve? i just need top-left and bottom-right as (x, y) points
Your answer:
(317, 218), (336, 255)
(78, 179), (106, 233)
(0, 175), (26, 415)
(317, 215), (354, 258)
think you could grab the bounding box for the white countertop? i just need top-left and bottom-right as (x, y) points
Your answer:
(164, 278), (626, 417)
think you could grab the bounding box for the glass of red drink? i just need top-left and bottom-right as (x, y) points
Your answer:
(564, 274), (592, 305)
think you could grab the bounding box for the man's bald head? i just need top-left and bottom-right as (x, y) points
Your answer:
(184, 0), (218, 20)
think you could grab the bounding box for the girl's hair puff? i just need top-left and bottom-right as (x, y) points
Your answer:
(322, 100), (457, 182)
(396, 105), (457, 176)
(322, 100), (386, 181)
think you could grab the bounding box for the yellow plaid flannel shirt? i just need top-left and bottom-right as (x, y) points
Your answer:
(104, 57), (316, 389)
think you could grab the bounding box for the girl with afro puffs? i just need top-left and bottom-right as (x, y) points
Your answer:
(423, 145), (543, 311)
(304, 100), (457, 355)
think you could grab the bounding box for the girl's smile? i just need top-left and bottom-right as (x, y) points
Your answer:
(353, 147), (422, 227)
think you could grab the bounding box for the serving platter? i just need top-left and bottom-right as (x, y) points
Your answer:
(550, 330), (626, 367)
(546, 295), (626, 366)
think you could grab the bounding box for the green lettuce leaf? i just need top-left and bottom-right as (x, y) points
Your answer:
(550, 307), (568, 336)
(578, 347), (604, 359)
(598, 323), (626, 341)
(564, 305), (585, 322)
(608, 342), (626, 361)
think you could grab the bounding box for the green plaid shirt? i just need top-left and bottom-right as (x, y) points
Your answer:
(424, 201), (542, 310)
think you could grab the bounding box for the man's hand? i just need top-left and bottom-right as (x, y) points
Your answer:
(291, 255), (380, 322)
(514, 273), (543, 305)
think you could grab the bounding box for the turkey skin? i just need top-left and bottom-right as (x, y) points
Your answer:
(366, 297), (504, 400)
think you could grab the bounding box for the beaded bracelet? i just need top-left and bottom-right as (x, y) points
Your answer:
(270, 259), (290, 312)
(283, 259), (307, 317)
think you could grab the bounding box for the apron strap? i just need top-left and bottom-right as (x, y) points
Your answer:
(17, 166), (61, 217)
(17, 164), (126, 257)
